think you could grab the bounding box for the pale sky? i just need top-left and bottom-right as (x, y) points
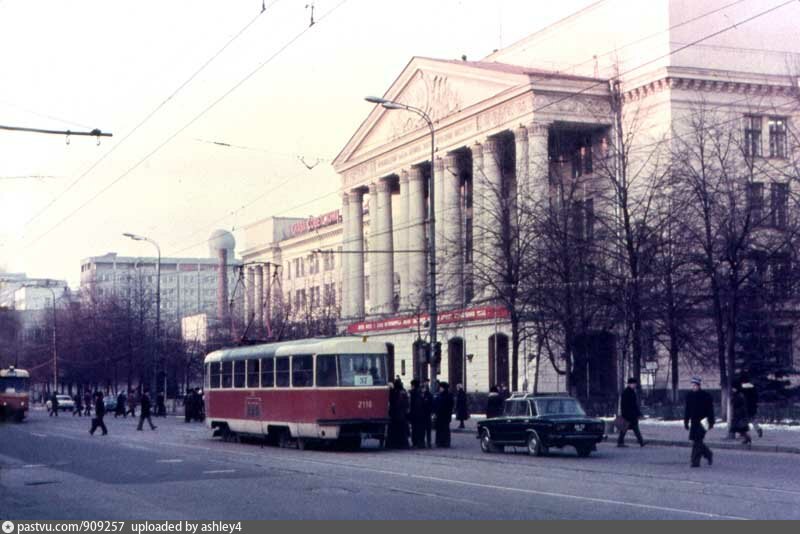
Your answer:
(0, 0), (595, 287)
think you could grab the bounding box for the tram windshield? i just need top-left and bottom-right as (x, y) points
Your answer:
(337, 353), (388, 387)
(0, 377), (30, 393)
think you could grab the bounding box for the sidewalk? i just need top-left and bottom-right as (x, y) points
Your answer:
(452, 415), (800, 454)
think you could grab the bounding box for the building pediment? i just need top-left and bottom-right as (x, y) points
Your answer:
(334, 57), (533, 173)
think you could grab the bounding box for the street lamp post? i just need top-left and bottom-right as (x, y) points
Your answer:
(364, 96), (438, 388)
(123, 233), (161, 396)
(22, 284), (61, 393)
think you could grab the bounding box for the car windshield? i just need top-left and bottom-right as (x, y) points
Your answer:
(535, 398), (586, 416)
(337, 353), (387, 386)
(0, 377), (29, 392)
(57, 395), (71, 400)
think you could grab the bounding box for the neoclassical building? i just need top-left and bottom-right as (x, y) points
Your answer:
(330, 0), (800, 395)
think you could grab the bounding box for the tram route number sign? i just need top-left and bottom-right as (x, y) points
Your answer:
(245, 397), (261, 418)
(354, 374), (373, 386)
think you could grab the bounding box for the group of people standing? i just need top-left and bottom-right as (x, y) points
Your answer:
(386, 378), (470, 449)
(616, 374), (764, 468)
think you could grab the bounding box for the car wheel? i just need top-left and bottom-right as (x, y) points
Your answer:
(576, 445), (592, 457)
(527, 432), (546, 457)
(480, 429), (502, 453)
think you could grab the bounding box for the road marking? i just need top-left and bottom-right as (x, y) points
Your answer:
(202, 469), (236, 474)
(156, 459), (184, 463)
(22, 464), (46, 468)
(30, 433), (48, 438)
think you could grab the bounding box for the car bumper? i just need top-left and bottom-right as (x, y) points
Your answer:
(545, 434), (604, 447)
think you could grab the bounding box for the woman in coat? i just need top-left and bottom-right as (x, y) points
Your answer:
(485, 386), (503, 419)
(454, 384), (469, 429)
(730, 383), (752, 446)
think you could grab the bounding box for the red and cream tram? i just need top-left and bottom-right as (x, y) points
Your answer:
(204, 338), (390, 449)
(0, 366), (31, 422)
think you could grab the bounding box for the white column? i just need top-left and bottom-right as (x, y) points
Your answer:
(341, 192), (351, 318)
(367, 182), (379, 314)
(245, 267), (255, 326)
(407, 166), (427, 310)
(480, 136), (503, 301)
(443, 152), (463, 308)
(528, 121), (551, 201)
(398, 171), (410, 310)
(376, 179), (395, 313)
(514, 125), (528, 206)
(348, 189), (366, 318)
(253, 265), (263, 336)
(433, 157), (445, 306)
(471, 141), (486, 303)
(263, 264), (272, 333)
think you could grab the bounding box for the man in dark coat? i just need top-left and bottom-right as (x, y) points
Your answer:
(486, 386), (503, 419)
(421, 379), (434, 448)
(89, 392), (108, 436)
(49, 392), (59, 417)
(184, 389), (196, 423)
(73, 393), (83, 417)
(740, 373), (762, 438)
(434, 381), (454, 448)
(684, 376), (714, 467)
(137, 390), (157, 431)
(455, 383), (469, 429)
(115, 391), (127, 418)
(386, 378), (409, 448)
(408, 379), (426, 448)
(617, 378), (646, 447)
(83, 392), (92, 416)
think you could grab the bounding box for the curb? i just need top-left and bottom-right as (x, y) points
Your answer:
(644, 438), (800, 455)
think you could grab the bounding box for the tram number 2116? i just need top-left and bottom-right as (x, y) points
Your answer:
(357, 400), (373, 410)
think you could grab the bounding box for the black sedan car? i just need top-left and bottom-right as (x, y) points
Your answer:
(477, 394), (605, 457)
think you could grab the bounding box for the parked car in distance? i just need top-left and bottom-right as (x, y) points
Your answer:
(103, 396), (117, 412)
(477, 394), (605, 457)
(55, 394), (75, 412)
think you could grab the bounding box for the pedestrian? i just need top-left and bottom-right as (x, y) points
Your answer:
(434, 381), (454, 448)
(617, 377), (646, 447)
(137, 389), (157, 431)
(499, 384), (510, 402)
(49, 392), (59, 417)
(684, 376), (714, 468)
(740, 373), (762, 438)
(730, 382), (752, 447)
(408, 379), (426, 448)
(455, 383), (469, 429)
(156, 392), (166, 417)
(195, 388), (205, 421)
(83, 392), (92, 416)
(421, 379), (434, 448)
(115, 391), (127, 418)
(73, 393), (83, 417)
(386, 378), (409, 449)
(184, 389), (196, 423)
(486, 385), (503, 419)
(126, 391), (137, 418)
(89, 391), (108, 436)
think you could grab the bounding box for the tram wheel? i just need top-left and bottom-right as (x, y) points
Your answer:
(278, 429), (291, 449)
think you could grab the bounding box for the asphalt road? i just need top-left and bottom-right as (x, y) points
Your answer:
(2, 410), (799, 519)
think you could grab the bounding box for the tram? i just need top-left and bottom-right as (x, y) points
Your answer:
(0, 366), (31, 422)
(204, 337), (390, 449)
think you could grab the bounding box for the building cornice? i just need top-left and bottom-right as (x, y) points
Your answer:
(623, 75), (797, 103)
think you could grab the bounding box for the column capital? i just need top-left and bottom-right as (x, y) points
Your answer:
(515, 124), (529, 140)
(348, 189), (364, 202)
(368, 182), (378, 195)
(483, 136), (501, 154)
(376, 180), (392, 193)
(443, 151), (459, 170)
(434, 156), (445, 173)
(342, 192), (351, 206)
(408, 166), (425, 183)
(471, 141), (483, 163)
(399, 170), (409, 184)
(528, 120), (551, 136)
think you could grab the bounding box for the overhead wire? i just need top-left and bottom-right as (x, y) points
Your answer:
(21, 0), (350, 254)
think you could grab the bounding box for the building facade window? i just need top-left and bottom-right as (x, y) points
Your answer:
(771, 182), (788, 228)
(768, 117), (787, 158)
(747, 182), (764, 224)
(744, 115), (762, 158)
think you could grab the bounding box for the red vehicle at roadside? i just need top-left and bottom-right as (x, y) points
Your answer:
(0, 366), (30, 422)
(204, 338), (390, 449)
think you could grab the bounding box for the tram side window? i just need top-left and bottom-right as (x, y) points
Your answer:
(246, 359), (259, 388)
(261, 357), (274, 387)
(209, 363), (221, 389)
(275, 357), (290, 387)
(234, 360), (246, 388)
(221, 361), (233, 388)
(316, 355), (338, 387)
(292, 355), (313, 387)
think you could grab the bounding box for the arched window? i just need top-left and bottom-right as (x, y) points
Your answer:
(448, 338), (466, 389)
(488, 333), (509, 390)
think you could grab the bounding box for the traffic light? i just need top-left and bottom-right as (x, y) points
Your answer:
(416, 341), (430, 364)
